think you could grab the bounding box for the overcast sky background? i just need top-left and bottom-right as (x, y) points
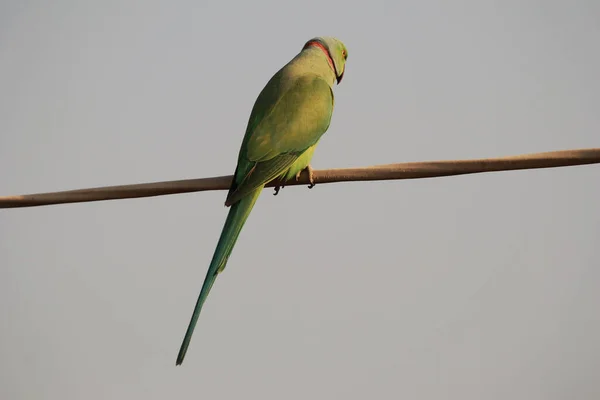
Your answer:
(1, 1), (599, 399)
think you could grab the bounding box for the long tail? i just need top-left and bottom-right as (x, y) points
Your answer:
(176, 188), (262, 365)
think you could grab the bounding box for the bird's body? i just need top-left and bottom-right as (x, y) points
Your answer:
(177, 37), (348, 365)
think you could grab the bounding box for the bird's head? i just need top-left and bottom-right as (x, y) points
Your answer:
(303, 36), (348, 84)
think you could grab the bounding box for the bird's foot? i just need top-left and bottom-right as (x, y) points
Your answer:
(273, 180), (285, 196)
(296, 165), (315, 189)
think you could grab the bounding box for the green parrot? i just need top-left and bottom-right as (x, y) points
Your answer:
(176, 36), (348, 365)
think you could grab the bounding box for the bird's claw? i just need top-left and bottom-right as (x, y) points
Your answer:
(308, 166), (315, 188)
(273, 180), (285, 196)
(298, 165), (315, 189)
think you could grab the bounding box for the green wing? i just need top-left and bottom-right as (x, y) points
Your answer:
(225, 73), (334, 206)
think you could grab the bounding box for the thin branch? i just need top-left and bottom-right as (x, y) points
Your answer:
(1, 148), (598, 209)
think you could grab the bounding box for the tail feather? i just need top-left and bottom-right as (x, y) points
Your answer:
(176, 188), (262, 365)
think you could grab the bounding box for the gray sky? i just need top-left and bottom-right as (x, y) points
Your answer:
(1, 1), (599, 399)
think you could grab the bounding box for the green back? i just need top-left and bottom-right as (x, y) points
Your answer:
(225, 71), (334, 205)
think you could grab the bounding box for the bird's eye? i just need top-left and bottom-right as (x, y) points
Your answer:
(342, 50), (347, 59)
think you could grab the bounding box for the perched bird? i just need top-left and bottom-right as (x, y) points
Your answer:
(176, 36), (348, 365)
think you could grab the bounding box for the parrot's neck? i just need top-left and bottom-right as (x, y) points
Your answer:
(304, 41), (336, 73)
(293, 47), (337, 86)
